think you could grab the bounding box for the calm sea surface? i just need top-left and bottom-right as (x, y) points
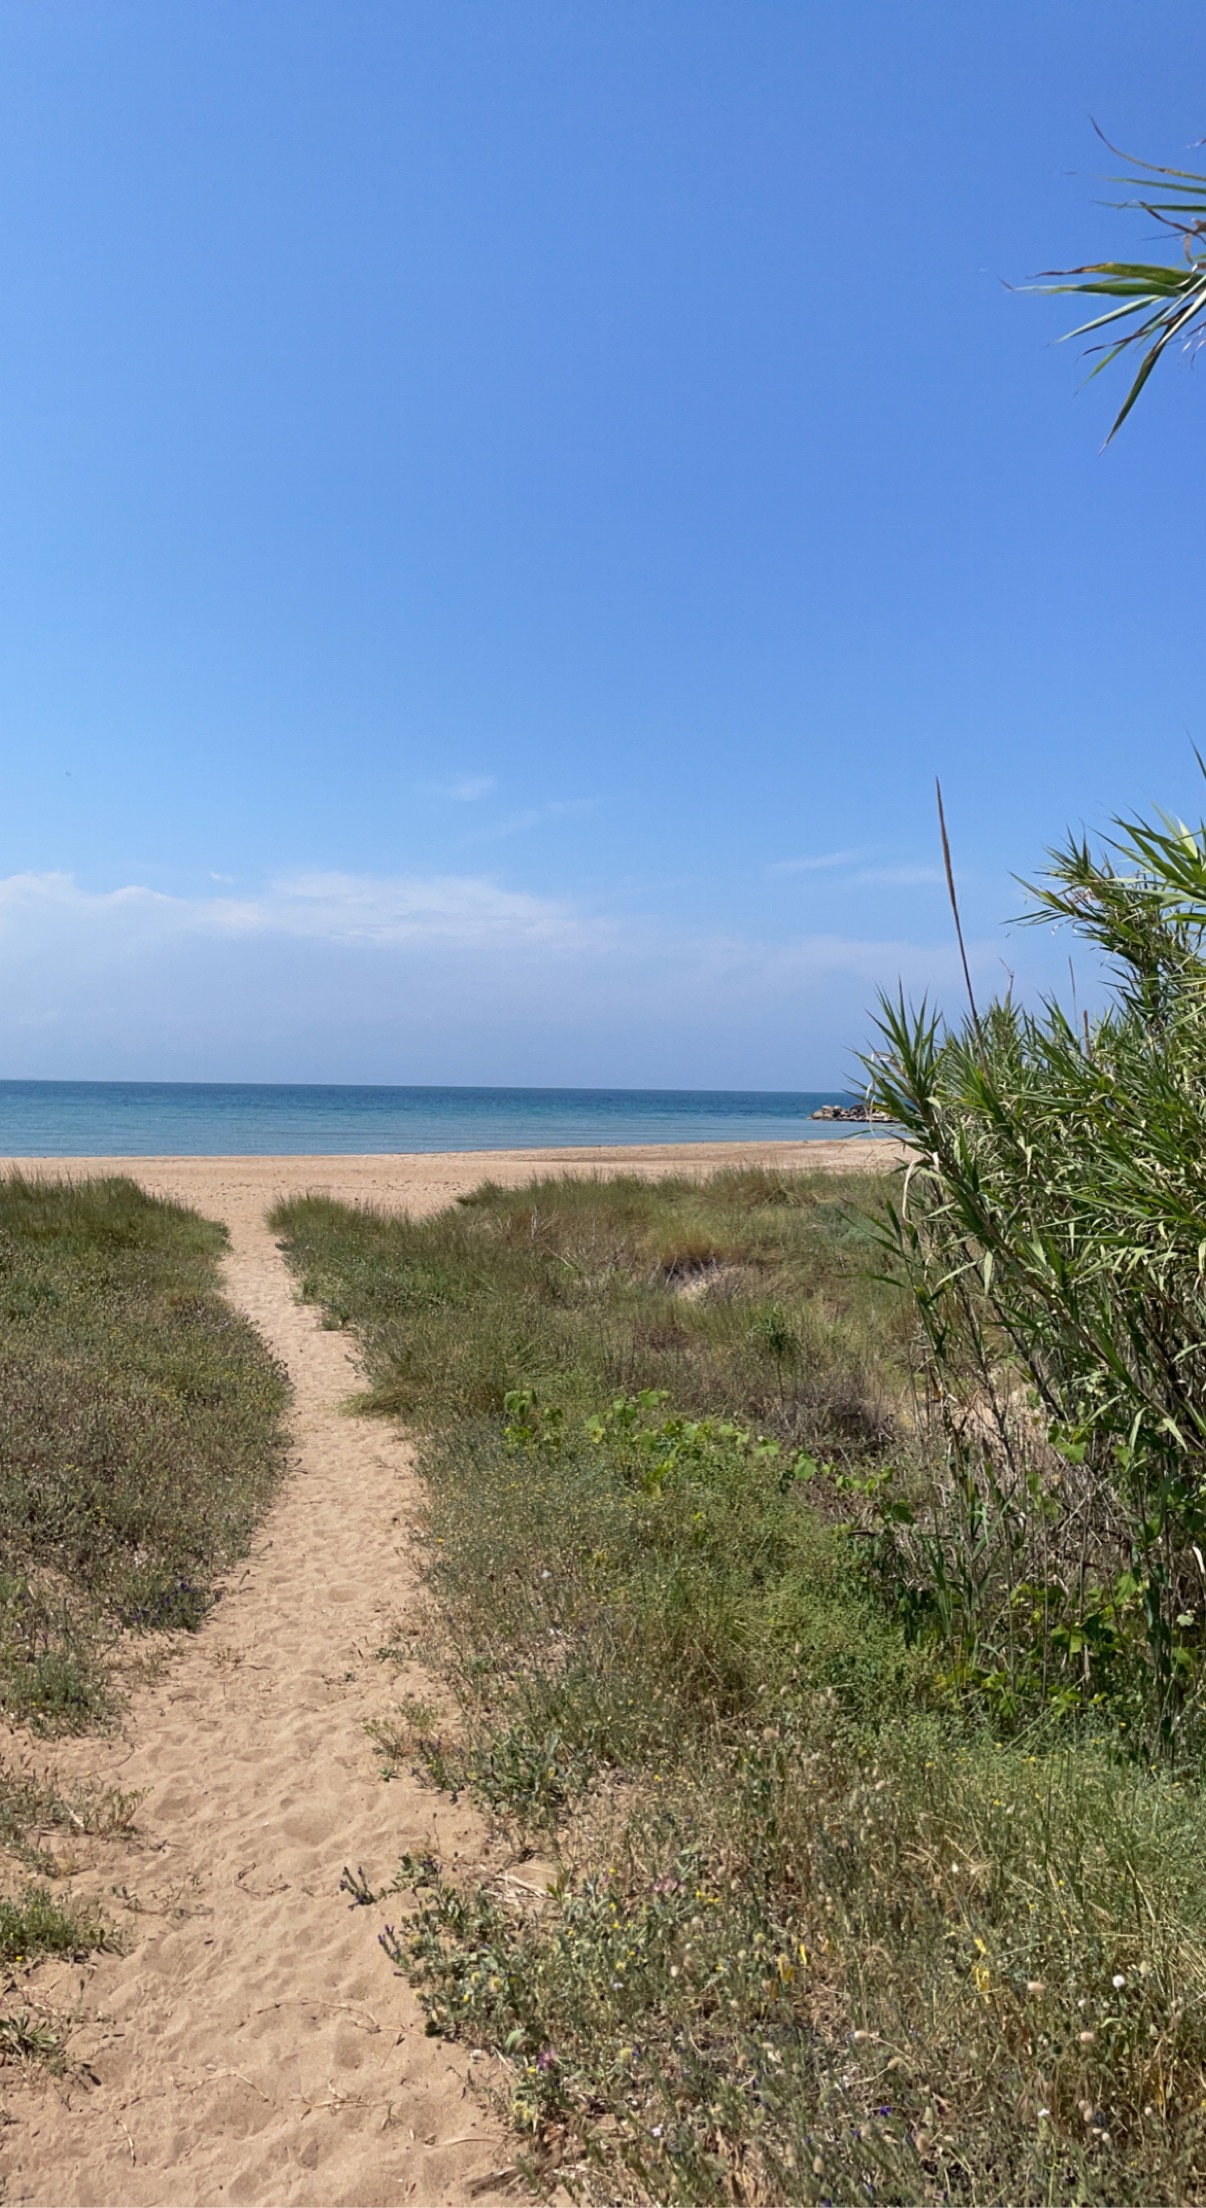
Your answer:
(0, 1081), (886, 1158)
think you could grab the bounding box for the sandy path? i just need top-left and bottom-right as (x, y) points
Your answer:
(0, 1141), (898, 2207)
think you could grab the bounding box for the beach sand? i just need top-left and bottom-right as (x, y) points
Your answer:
(0, 1133), (904, 1233)
(0, 1140), (900, 2207)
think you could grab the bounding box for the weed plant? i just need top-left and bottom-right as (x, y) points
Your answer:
(0, 1763), (136, 1877)
(0, 1883), (109, 1964)
(0, 1173), (288, 1730)
(276, 1167), (1206, 2201)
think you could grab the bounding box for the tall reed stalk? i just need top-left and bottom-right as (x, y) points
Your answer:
(867, 802), (1206, 1750)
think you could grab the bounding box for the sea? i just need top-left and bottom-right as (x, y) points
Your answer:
(0, 1081), (889, 1157)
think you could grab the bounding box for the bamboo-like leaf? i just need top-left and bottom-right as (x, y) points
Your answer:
(863, 773), (1206, 1745)
(1024, 142), (1206, 438)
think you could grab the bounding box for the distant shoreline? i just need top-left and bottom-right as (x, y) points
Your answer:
(0, 1136), (901, 1163)
(0, 1081), (877, 1159)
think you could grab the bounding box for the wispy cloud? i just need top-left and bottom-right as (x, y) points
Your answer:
(767, 848), (866, 875)
(436, 773), (498, 803)
(0, 871), (176, 927)
(0, 865), (1052, 1085)
(853, 865), (943, 888)
(255, 871), (597, 948)
(0, 868), (600, 953)
(464, 797), (596, 846)
(769, 852), (945, 888)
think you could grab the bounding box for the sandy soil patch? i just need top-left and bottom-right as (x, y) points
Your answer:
(0, 1140), (897, 2206)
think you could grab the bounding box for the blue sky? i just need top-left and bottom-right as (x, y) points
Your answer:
(2, 0), (1204, 1085)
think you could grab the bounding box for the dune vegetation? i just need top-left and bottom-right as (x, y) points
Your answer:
(274, 882), (1206, 2208)
(0, 1172), (289, 1984)
(873, 800), (1206, 1765)
(0, 1173), (289, 1730)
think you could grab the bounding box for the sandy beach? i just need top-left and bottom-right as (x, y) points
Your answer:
(0, 1135), (904, 1234)
(0, 1140), (899, 2207)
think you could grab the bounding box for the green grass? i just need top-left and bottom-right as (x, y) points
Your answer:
(0, 1172), (289, 1735)
(274, 1166), (1206, 2204)
(276, 1166), (905, 1457)
(0, 1171), (290, 2043)
(0, 1883), (111, 1964)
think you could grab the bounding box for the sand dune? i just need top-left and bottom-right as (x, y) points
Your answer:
(0, 1141), (897, 2206)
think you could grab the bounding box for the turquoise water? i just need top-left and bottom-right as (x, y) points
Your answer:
(0, 1081), (885, 1157)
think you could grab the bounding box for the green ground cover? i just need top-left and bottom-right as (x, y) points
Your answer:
(0, 1171), (289, 1990)
(275, 1167), (1206, 2205)
(0, 1173), (288, 1732)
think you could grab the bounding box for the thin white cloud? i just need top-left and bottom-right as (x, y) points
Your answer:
(853, 865), (944, 888)
(440, 774), (497, 802)
(465, 798), (595, 846)
(0, 871), (175, 921)
(0, 868), (599, 954)
(769, 853), (945, 888)
(251, 871), (597, 948)
(768, 848), (865, 875)
(0, 868), (987, 975)
(0, 866), (1069, 1082)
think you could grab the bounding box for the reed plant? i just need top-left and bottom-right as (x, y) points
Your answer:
(1028, 138), (1206, 440)
(869, 801), (1206, 1753)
